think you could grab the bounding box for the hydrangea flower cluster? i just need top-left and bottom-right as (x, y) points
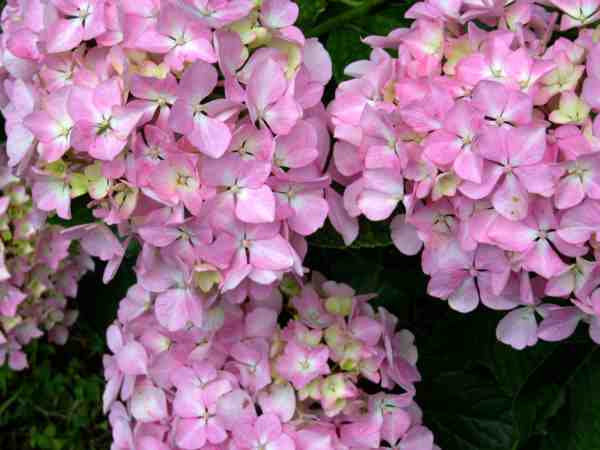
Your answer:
(0, 0), (436, 446)
(328, 0), (600, 349)
(103, 267), (437, 450)
(0, 0), (335, 292)
(0, 154), (92, 370)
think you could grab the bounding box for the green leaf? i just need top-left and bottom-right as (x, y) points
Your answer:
(309, 218), (393, 249)
(419, 372), (514, 450)
(511, 341), (595, 448)
(295, 0), (328, 29)
(487, 341), (558, 447)
(326, 25), (371, 83)
(354, 5), (411, 35)
(414, 306), (576, 450)
(541, 348), (600, 450)
(514, 383), (565, 448)
(418, 338), (515, 450)
(490, 341), (556, 396)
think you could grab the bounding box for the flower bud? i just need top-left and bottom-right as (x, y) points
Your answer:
(194, 269), (222, 293)
(280, 275), (301, 297)
(325, 296), (353, 316)
(1, 315), (23, 332)
(68, 173), (89, 198)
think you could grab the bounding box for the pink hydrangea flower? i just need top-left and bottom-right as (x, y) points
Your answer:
(327, 0), (600, 351)
(100, 266), (437, 449)
(276, 340), (330, 389)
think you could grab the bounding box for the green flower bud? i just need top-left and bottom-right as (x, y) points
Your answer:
(340, 358), (358, 372)
(12, 240), (34, 257)
(1, 315), (23, 332)
(194, 269), (221, 293)
(324, 324), (345, 350)
(45, 160), (68, 178)
(69, 173), (89, 198)
(280, 275), (301, 298)
(325, 296), (353, 316)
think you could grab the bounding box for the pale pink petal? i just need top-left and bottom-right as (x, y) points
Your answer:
(236, 186), (276, 223)
(391, 214), (424, 256)
(261, 0), (299, 28)
(492, 173), (529, 221)
(250, 235), (294, 270)
(496, 307), (538, 350)
(154, 289), (189, 331)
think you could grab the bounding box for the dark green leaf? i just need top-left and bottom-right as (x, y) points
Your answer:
(541, 348), (600, 450)
(295, 0), (328, 29)
(354, 5), (410, 35)
(490, 341), (556, 396)
(512, 341), (595, 448)
(309, 218), (393, 249)
(326, 26), (371, 83)
(420, 372), (514, 450)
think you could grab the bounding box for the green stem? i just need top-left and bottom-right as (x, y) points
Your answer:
(306, 0), (387, 37)
(334, 0), (365, 7)
(0, 387), (22, 417)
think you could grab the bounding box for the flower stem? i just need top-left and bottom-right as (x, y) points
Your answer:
(306, 0), (387, 37)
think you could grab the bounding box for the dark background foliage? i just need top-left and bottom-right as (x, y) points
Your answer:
(2, 1), (600, 449)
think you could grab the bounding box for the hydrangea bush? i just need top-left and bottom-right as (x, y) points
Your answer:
(0, 0), (439, 448)
(3, 0), (600, 449)
(328, 0), (600, 350)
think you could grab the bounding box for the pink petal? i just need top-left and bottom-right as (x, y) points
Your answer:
(257, 383), (296, 423)
(358, 190), (399, 221)
(32, 179), (71, 219)
(508, 126), (547, 167)
(106, 324), (124, 354)
(261, 0), (299, 28)
(454, 150), (483, 183)
(326, 187), (358, 246)
(189, 114), (232, 159)
(448, 277), (479, 313)
(130, 383), (168, 423)
(487, 215), (536, 252)
(492, 173), (529, 221)
(264, 95), (302, 135)
(154, 289), (189, 331)
(245, 307), (278, 338)
(116, 341), (148, 376)
(236, 185), (276, 223)
(391, 214), (423, 256)
(45, 18), (83, 53)
(289, 192), (329, 236)
(555, 175), (585, 209)
(250, 235), (294, 270)
(255, 413), (282, 443)
(496, 307), (538, 350)
(538, 307), (582, 342)
(427, 270), (467, 299)
(522, 240), (569, 279)
(247, 59), (286, 120)
(174, 387), (205, 418)
(216, 389), (257, 430)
